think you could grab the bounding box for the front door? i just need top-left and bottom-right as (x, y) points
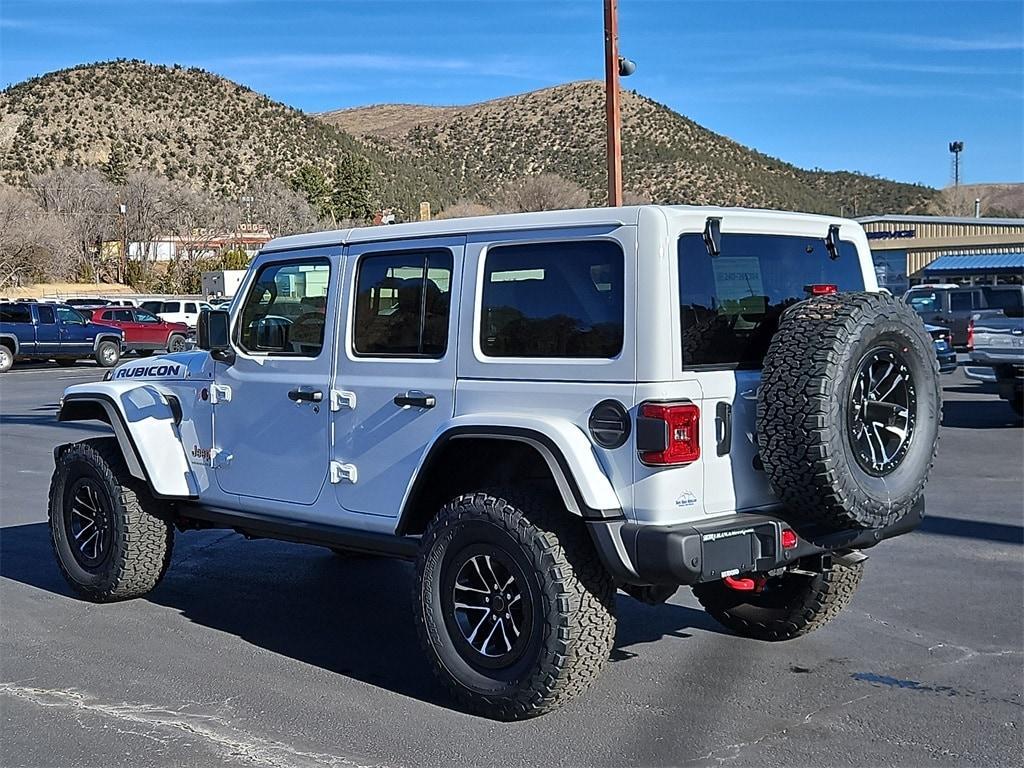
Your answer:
(55, 306), (92, 356)
(213, 250), (338, 505)
(332, 237), (464, 517)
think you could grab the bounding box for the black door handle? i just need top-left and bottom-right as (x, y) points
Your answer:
(288, 388), (323, 403)
(394, 391), (436, 409)
(716, 401), (732, 456)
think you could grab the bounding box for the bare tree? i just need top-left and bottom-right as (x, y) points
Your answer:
(243, 177), (320, 237)
(494, 174), (590, 213)
(0, 186), (74, 291)
(435, 200), (496, 220)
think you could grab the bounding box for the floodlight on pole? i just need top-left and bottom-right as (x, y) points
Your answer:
(948, 140), (964, 187)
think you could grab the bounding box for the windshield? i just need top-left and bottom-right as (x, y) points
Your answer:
(678, 233), (864, 369)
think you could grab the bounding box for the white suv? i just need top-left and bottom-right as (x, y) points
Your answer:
(153, 299), (212, 328)
(49, 206), (939, 719)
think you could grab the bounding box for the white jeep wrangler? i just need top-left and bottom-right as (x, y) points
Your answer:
(50, 206), (940, 720)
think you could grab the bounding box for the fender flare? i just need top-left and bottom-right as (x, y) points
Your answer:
(92, 332), (123, 352)
(396, 416), (624, 534)
(58, 387), (197, 499)
(0, 333), (19, 355)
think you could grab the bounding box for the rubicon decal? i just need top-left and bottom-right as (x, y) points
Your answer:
(113, 363), (182, 379)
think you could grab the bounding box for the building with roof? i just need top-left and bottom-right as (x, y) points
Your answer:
(857, 215), (1024, 293)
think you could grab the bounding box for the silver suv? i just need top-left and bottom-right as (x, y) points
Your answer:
(49, 206), (940, 719)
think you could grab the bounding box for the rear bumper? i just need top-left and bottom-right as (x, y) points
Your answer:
(588, 499), (925, 586)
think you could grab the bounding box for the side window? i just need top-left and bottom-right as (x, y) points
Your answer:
(114, 309), (134, 322)
(36, 305), (56, 324)
(950, 292), (973, 312)
(134, 310), (160, 323)
(163, 302), (180, 313)
(0, 304), (32, 323)
(55, 306), (84, 324)
(353, 250), (453, 357)
(184, 302), (197, 313)
(100, 310), (114, 321)
(480, 240), (624, 358)
(238, 259), (331, 356)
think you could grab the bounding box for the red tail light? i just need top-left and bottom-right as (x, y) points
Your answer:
(966, 320), (974, 350)
(805, 283), (838, 296)
(781, 529), (798, 549)
(637, 402), (700, 465)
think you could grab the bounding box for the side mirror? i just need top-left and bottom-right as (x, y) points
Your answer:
(198, 309), (234, 363)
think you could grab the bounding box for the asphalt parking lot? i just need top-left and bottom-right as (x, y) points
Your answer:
(1, 360), (1021, 768)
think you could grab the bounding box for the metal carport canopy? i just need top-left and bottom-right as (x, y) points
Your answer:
(923, 253), (1024, 275)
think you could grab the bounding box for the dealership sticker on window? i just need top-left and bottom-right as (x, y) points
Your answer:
(711, 257), (766, 315)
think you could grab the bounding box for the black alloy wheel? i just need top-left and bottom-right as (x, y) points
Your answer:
(64, 478), (113, 570)
(847, 346), (917, 476)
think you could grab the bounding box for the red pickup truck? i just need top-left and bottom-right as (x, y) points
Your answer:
(87, 307), (190, 356)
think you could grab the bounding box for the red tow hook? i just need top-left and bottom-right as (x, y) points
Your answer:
(723, 575), (767, 593)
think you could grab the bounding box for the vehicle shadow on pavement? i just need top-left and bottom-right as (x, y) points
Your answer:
(0, 523), (724, 710)
(0, 414), (111, 433)
(941, 400), (1021, 429)
(918, 515), (1024, 545)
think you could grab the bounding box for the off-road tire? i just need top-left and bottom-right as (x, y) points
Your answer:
(414, 489), (616, 720)
(1011, 396), (1023, 419)
(48, 437), (173, 602)
(758, 292), (940, 532)
(0, 344), (11, 373)
(94, 340), (120, 368)
(692, 560), (865, 641)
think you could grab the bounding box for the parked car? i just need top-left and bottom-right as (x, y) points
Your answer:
(146, 299), (212, 328)
(925, 323), (957, 373)
(965, 313), (1024, 417)
(62, 297), (112, 308)
(0, 302), (123, 372)
(903, 284), (1022, 347)
(87, 307), (191, 356)
(51, 206), (940, 719)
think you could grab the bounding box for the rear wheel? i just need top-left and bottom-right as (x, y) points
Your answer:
(95, 340), (120, 368)
(48, 438), (173, 602)
(414, 489), (616, 720)
(693, 560), (865, 641)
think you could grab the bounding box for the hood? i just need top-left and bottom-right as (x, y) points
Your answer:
(107, 349), (213, 382)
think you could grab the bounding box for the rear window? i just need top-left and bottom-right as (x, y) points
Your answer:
(949, 291), (977, 311)
(0, 304), (31, 323)
(480, 240), (624, 358)
(678, 233), (864, 369)
(983, 287), (1023, 316)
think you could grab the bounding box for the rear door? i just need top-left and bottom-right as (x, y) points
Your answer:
(331, 237), (463, 517)
(33, 304), (61, 354)
(677, 231), (867, 515)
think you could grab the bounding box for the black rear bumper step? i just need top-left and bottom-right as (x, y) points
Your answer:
(587, 499), (924, 587)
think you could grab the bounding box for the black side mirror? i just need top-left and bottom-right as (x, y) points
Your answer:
(253, 317), (289, 352)
(198, 309), (234, 363)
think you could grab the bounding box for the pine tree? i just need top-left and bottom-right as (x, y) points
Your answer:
(290, 165), (332, 222)
(330, 153), (374, 223)
(102, 141), (129, 185)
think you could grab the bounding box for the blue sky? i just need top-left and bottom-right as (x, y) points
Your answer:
(1, 0), (1021, 187)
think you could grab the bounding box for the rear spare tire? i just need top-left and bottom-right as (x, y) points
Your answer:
(757, 291), (940, 532)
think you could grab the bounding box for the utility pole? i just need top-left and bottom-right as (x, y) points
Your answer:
(604, 0), (623, 207)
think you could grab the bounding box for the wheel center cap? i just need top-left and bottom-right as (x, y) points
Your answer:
(492, 595), (506, 612)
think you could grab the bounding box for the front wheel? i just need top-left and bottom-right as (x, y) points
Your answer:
(167, 334), (187, 353)
(692, 559), (865, 641)
(95, 340), (120, 368)
(0, 345), (11, 373)
(48, 438), (174, 602)
(414, 489), (616, 720)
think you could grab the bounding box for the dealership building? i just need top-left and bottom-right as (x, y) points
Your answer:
(857, 215), (1024, 293)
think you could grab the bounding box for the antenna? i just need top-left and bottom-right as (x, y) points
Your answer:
(948, 141), (964, 187)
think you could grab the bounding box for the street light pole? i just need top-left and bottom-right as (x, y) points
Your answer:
(604, 0), (623, 207)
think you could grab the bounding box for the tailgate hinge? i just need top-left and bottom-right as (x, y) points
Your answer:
(209, 384), (232, 404)
(330, 461), (357, 484)
(330, 389), (357, 412)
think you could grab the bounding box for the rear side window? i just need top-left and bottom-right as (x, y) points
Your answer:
(163, 302), (180, 312)
(949, 292), (976, 311)
(678, 233), (864, 369)
(0, 304), (31, 323)
(480, 240), (624, 358)
(353, 250), (453, 357)
(114, 310), (133, 322)
(100, 310), (115, 321)
(36, 305), (56, 324)
(184, 302), (197, 313)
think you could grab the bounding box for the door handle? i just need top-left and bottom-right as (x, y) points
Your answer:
(288, 388), (323, 403)
(394, 391), (436, 409)
(716, 401), (733, 456)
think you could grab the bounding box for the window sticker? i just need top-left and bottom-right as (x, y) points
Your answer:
(711, 257), (766, 315)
